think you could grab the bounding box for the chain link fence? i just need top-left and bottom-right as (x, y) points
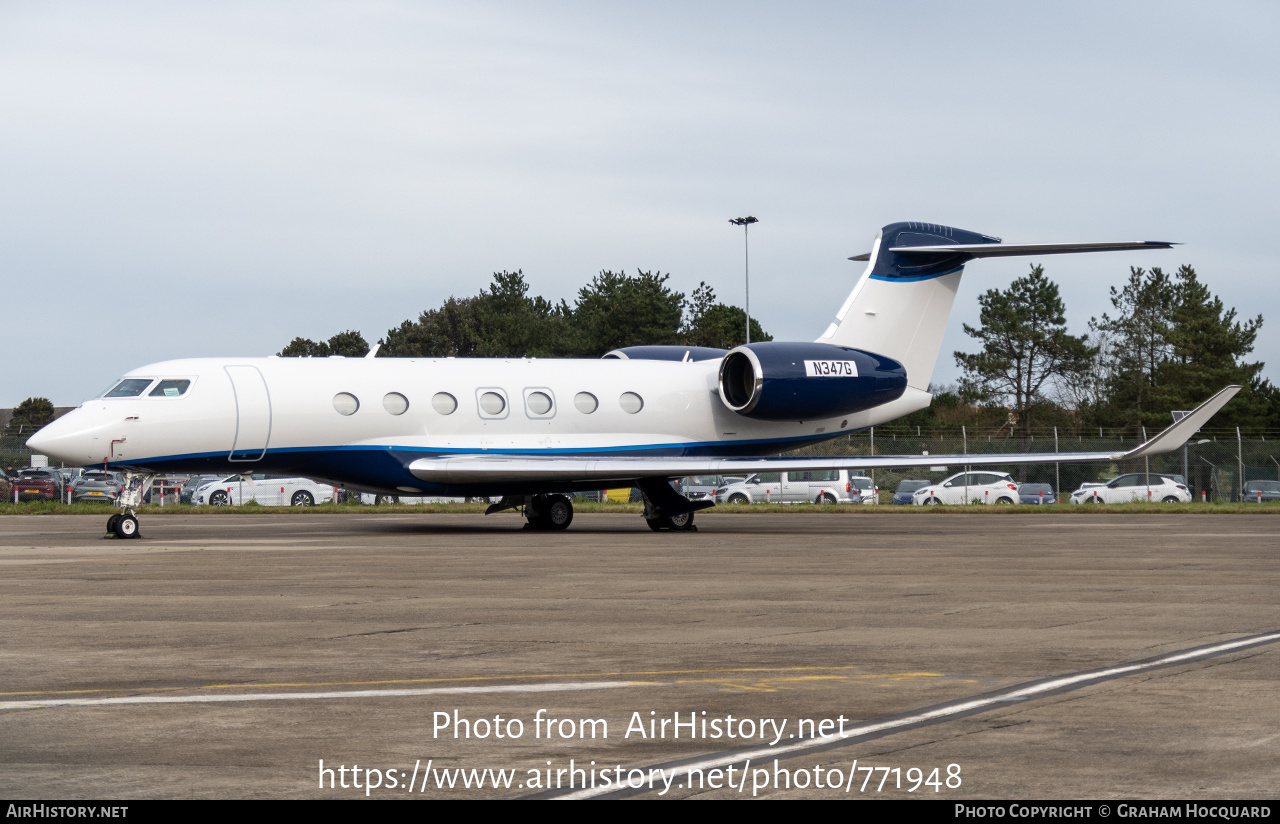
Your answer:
(790, 426), (1280, 503)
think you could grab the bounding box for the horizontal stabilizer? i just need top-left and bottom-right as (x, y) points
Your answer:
(889, 240), (1176, 258)
(408, 387), (1239, 484)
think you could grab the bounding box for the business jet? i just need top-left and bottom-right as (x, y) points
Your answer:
(27, 221), (1238, 538)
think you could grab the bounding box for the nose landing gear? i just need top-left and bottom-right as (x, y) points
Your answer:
(105, 471), (152, 539)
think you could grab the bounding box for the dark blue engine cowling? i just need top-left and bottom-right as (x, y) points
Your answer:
(717, 342), (907, 421)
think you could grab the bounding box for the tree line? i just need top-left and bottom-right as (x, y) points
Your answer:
(939, 263), (1276, 437)
(280, 270), (769, 360)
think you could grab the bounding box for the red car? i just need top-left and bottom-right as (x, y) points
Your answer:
(13, 469), (60, 502)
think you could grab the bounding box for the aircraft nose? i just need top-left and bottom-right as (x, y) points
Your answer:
(25, 409), (96, 465)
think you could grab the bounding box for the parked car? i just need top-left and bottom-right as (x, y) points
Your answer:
(849, 474), (879, 504)
(70, 470), (124, 504)
(912, 472), (1020, 505)
(891, 479), (931, 505)
(716, 470), (861, 505)
(180, 475), (224, 505)
(192, 475), (336, 506)
(1241, 480), (1280, 502)
(1069, 474), (1191, 504)
(12, 469), (61, 502)
(1017, 483), (1057, 505)
(676, 475), (730, 503)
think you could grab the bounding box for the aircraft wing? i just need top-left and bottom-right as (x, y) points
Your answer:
(409, 386), (1239, 485)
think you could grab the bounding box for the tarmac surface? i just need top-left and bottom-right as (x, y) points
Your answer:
(0, 511), (1276, 800)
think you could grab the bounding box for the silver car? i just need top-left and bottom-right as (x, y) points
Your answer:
(716, 470), (861, 505)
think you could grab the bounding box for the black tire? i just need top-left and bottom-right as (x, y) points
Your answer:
(660, 511), (695, 531)
(817, 493), (836, 505)
(291, 490), (315, 507)
(114, 514), (139, 539)
(209, 490), (230, 506)
(728, 494), (749, 505)
(106, 514), (121, 534)
(646, 517), (663, 531)
(995, 497), (1014, 505)
(375, 494), (398, 505)
(544, 494), (573, 530)
(924, 497), (941, 506)
(1085, 496), (1100, 504)
(1162, 496), (1179, 503)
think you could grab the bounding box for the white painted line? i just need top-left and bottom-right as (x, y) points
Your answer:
(557, 632), (1280, 800)
(0, 680), (641, 710)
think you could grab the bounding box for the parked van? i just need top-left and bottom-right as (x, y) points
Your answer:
(716, 470), (861, 505)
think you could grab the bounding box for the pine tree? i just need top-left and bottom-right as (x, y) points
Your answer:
(954, 265), (1095, 438)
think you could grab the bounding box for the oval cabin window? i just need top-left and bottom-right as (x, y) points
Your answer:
(619, 392), (643, 414)
(333, 393), (360, 416)
(479, 391), (506, 416)
(526, 391), (552, 416)
(432, 392), (457, 415)
(383, 392), (409, 415)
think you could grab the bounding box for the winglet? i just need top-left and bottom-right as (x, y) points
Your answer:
(1116, 385), (1241, 460)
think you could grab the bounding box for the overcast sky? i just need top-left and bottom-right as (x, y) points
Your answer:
(3, 1), (1278, 406)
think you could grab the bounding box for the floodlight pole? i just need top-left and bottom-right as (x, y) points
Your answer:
(729, 216), (758, 344)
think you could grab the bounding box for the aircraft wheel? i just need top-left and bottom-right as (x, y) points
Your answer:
(728, 494), (749, 505)
(106, 514), (121, 534)
(646, 517), (663, 532)
(660, 511), (696, 531)
(114, 514), (140, 539)
(209, 490), (230, 506)
(291, 491), (315, 507)
(544, 495), (573, 530)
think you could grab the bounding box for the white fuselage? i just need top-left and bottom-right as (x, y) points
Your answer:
(30, 355), (931, 494)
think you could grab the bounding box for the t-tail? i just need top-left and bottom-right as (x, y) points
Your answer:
(816, 221), (1175, 400)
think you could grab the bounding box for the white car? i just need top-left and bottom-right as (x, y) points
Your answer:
(193, 474), (335, 506)
(1070, 473), (1191, 504)
(912, 472), (1020, 505)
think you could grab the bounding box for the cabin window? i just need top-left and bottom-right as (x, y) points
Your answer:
(333, 392), (360, 416)
(104, 379), (153, 398)
(574, 392), (598, 414)
(619, 392), (644, 414)
(525, 390), (553, 417)
(478, 390), (507, 417)
(383, 392), (409, 415)
(148, 379), (192, 397)
(432, 392), (457, 415)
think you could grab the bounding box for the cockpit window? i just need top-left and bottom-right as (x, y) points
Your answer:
(149, 379), (192, 397)
(104, 379), (154, 398)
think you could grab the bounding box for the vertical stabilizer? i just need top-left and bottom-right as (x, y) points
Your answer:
(816, 222), (1000, 391)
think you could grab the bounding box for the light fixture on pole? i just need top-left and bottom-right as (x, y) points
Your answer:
(728, 216), (758, 344)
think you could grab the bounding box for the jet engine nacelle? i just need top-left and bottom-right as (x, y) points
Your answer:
(717, 342), (907, 421)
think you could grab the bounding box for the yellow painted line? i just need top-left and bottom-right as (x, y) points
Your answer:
(0, 667), (944, 699)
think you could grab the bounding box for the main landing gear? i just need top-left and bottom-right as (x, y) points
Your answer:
(484, 482), (712, 532)
(637, 478), (710, 532)
(486, 494), (574, 530)
(105, 471), (152, 539)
